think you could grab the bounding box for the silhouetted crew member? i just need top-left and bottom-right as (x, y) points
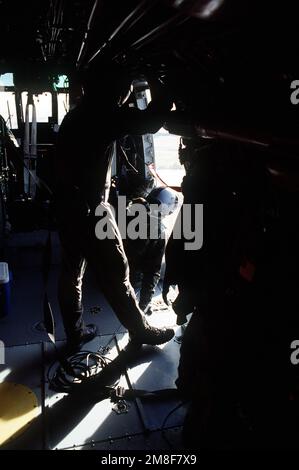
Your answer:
(164, 139), (269, 447)
(125, 200), (165, 316)
(125, 187), (178, 314)
(54, 64), (174, 349)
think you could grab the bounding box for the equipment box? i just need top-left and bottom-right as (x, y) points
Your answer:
(0, 262), (10, 318)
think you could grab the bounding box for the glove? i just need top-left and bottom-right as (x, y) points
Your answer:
(139, 289), (152, 312)
(139, 299), (150, 312)
(162, 281), (171, 306)
(139, 302), (153, 316)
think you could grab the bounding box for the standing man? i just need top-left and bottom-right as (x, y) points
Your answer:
(54, 63), (174, 349)
(125, 187), (178, 315)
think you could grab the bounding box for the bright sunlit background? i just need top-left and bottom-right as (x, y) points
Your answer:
(153, 129), (184, 187)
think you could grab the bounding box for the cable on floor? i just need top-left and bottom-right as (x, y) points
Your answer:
(161, 401), (188, 449)
(47, 324), (123, 393)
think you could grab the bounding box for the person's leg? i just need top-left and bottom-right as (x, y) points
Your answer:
(58, 227), (87, 340)
(85, 203), (174, 344)
(86, 205), (145, 332)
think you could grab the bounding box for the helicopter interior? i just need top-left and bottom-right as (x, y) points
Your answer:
(1, 0), (299, 452)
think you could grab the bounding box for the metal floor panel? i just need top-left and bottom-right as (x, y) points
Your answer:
(0, 268), (46, 346)
(0, 343), (45, 450)
(116, 331), (187, 432)
(44, 270), (126, 342)
(79, 275), (126, 336)
(44, 335), (145, 450)
(1, 231), (171, 347)
(0, 266), (125, 347)
(63, 426), (184, 451)
(1, 229), (127, 346)
(0, 231), (186, 450)
(0, 332), (186, 450)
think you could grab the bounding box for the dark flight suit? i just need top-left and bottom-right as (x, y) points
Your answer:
(165, 141), (269, 447)
(124, 212), (166, 311)
(55, 96), (170, 340)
